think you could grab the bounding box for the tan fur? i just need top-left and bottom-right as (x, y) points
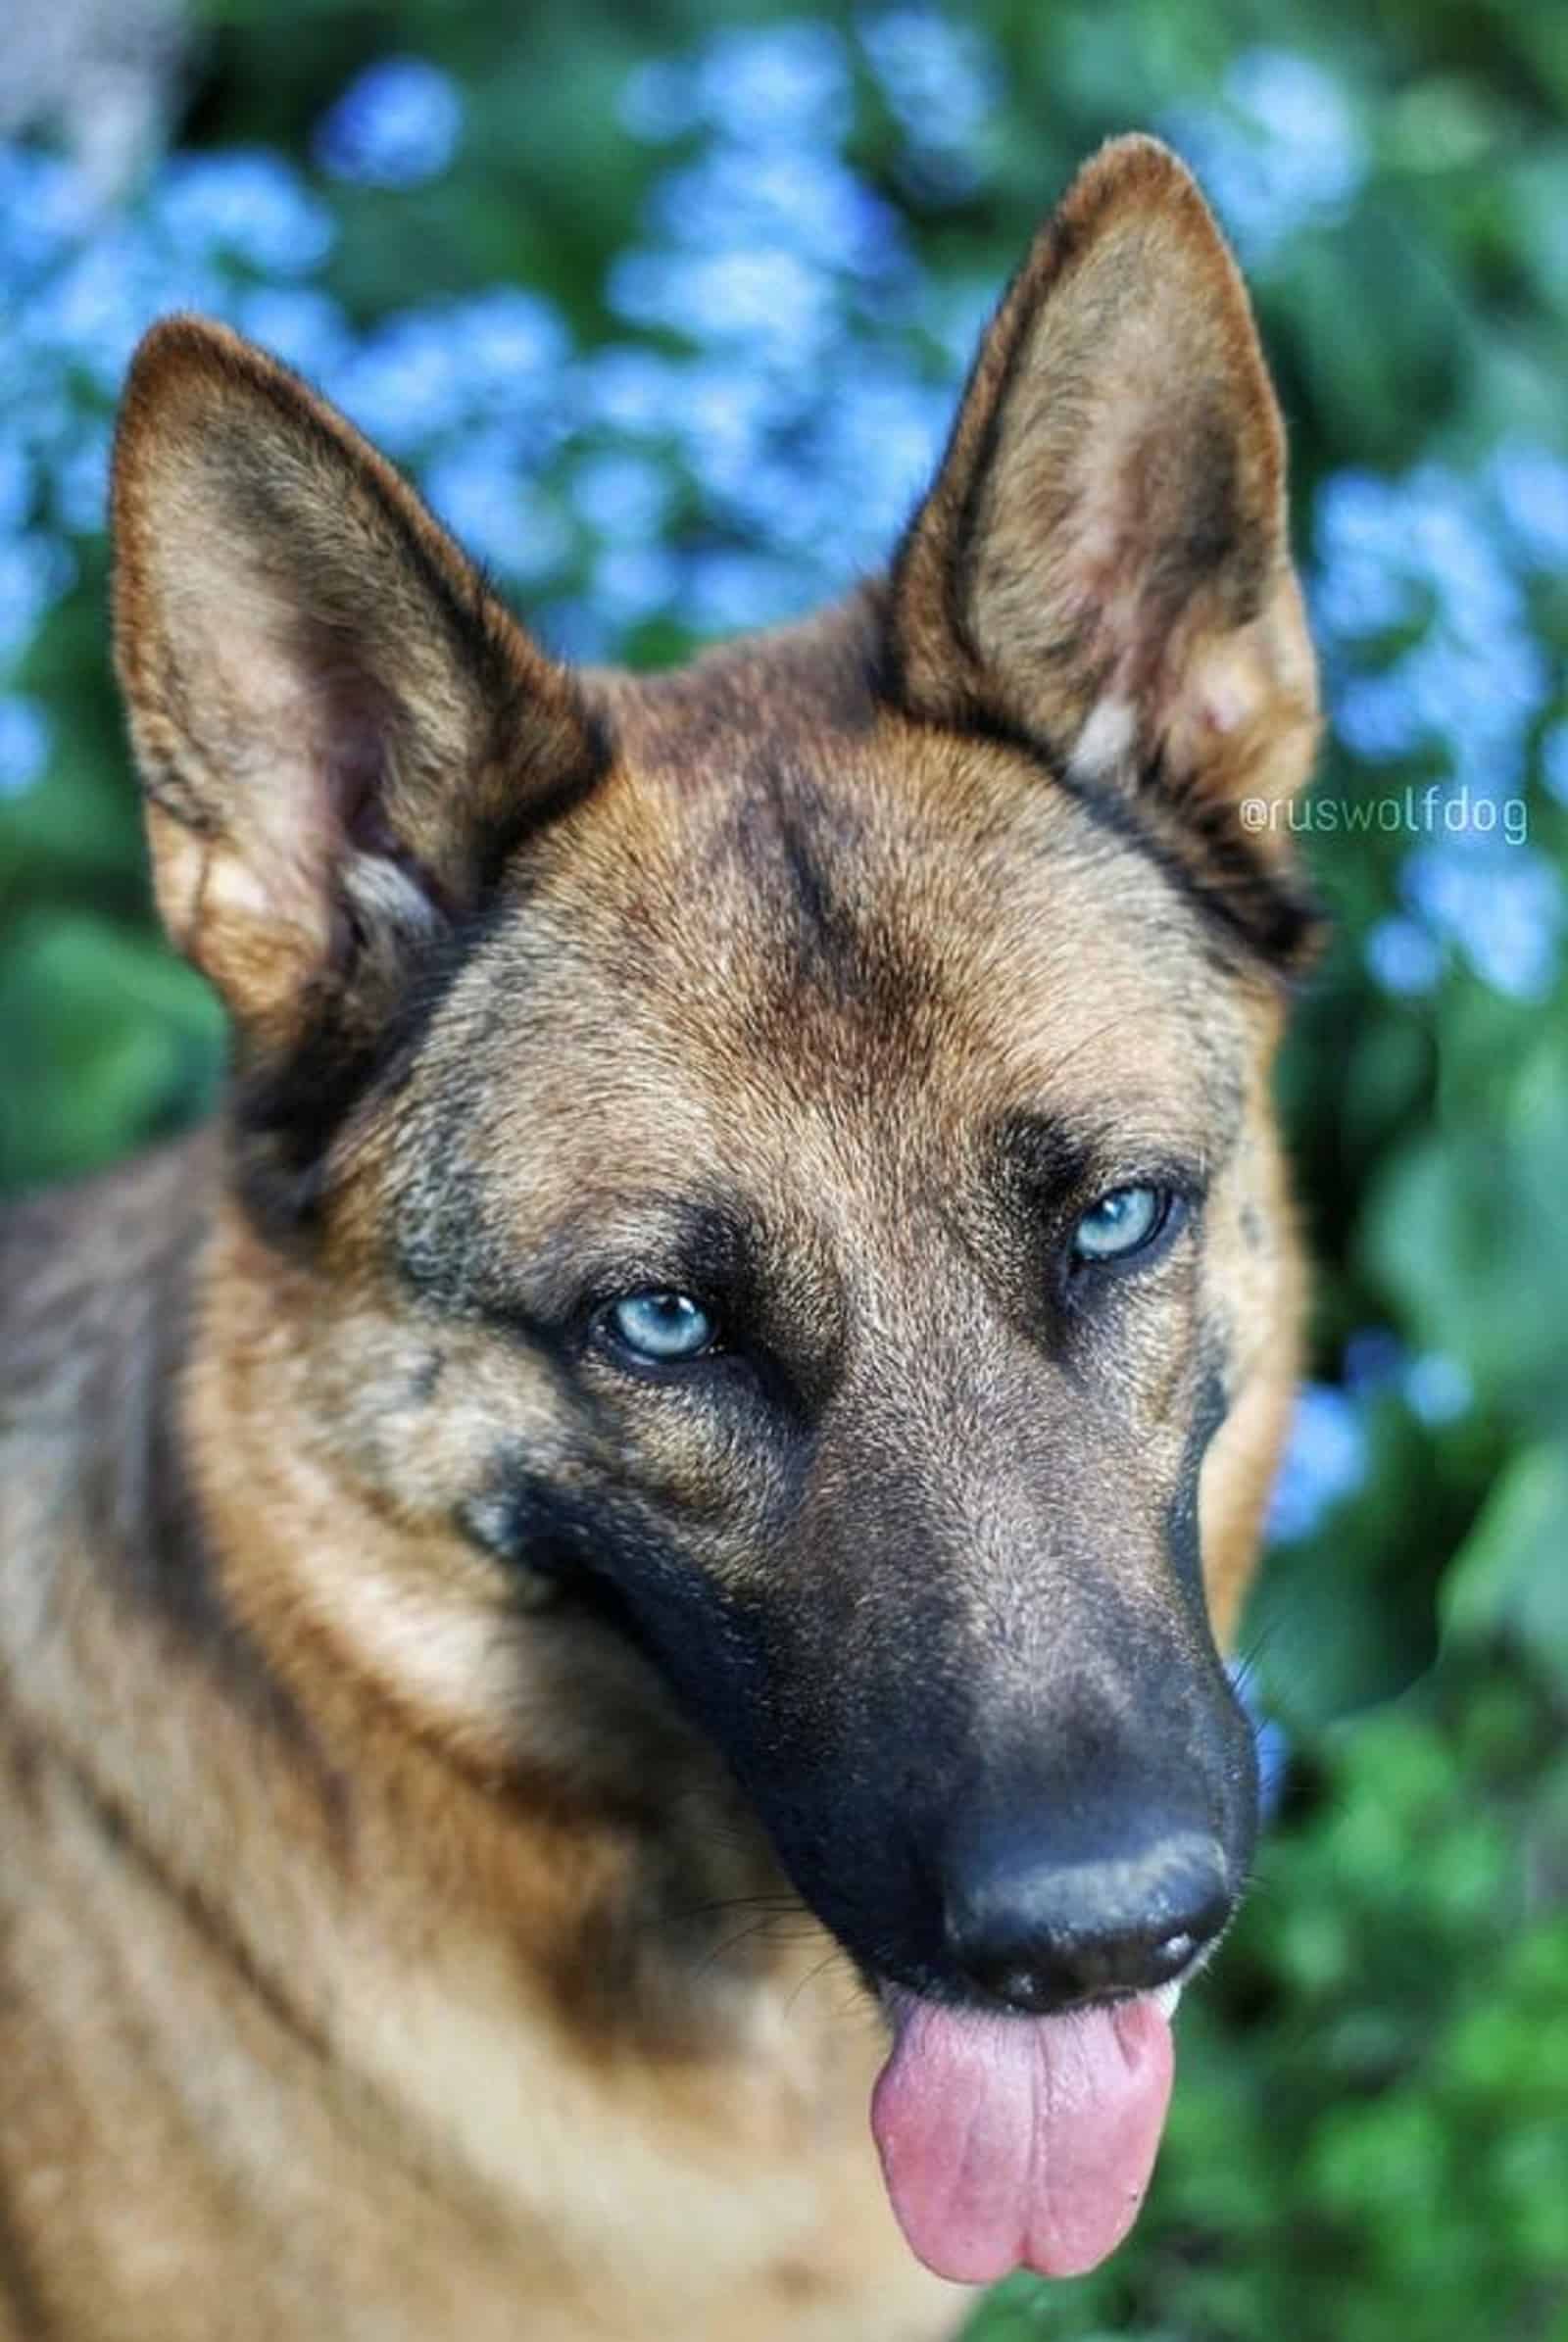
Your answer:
(0, 138), (1317, 2339)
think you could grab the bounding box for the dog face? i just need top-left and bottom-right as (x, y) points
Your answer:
(113, 139), (1315, 2074)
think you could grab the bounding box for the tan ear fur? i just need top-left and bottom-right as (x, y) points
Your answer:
(112, 317), (601, 1047)
(890, 135), (1317, 849)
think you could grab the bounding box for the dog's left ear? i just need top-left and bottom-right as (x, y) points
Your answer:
(890, 135), (1316, 851)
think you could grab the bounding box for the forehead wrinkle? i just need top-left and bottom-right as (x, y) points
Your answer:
(407, 695), (1261, 1298)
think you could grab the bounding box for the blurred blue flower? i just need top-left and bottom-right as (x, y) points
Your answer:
(1403, 1353), (1473, 1427)
(611, 247), (833, 362)
(24, 234), (225, 389)
(315, 58), (464, 190)
(1332, 671), (1425, 762)
(52, 427), (112, 535)
(1267, 1383), (1369, 1543)
(568, 452), (671, 543)
(0, 441), (31, 534)
(234, 286), (353, 380)
(0, 536), (75, 658)
(454, 287), (569, 391)
(327, 312), (469, 453)
(421, 439), (572, 582)
(812, 367), (947, 557)
(594, 545), (682, 625)
(617, 58), (703, 145)
(0, 695), (51, 798)
(1541, 723), (1568, 808)
(153, 152), (335, 276)
(1343, 1327), (1405, 1393)
(664, 357), (795, 505)
(0, 145), (90, 280)
(1313, 453), (1558, 998)
(1490, 443), (1568, 572)
(325, 289), (566, 460)
(861, 9), (1000, 199)
(581, 346), (682, 435)
(693, 23), (853, 150)
(684, 546), (814, 635)
(1366, 914), (1445, 997)
(651, 144), (905, 282)
(535, 597), (616, 665)
(1165, 49), (1364, 264)
(1402, 841), (1563, 1000)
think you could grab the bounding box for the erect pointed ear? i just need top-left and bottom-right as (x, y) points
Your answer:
(888, 136), (1318, 907)
(113, 317), (604, 1065)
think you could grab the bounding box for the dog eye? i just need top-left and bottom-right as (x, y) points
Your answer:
(1070, 1185), (1172, 1264)
(603, 1290), (717, 1364)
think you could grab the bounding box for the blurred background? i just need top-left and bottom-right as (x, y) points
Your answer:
(2, 1), (1566, 2333)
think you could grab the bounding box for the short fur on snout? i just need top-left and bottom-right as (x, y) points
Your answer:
(0, 135), (1317, 2339)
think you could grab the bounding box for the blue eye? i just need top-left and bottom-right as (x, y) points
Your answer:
(604, 1290), (716, 1364)
(1071, 1185), (1170, 1263)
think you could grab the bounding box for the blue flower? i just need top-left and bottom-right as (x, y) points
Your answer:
(568, 452), (672, 544)
(693, 23), (853, 150)
(1165, 49), (1364, 264)
(1490, 443), (1568, 572)
(0, 144), (89, 281)
(860, 10), (1000, 198)
(315, 58), (464, 190)
(1342, 1327), (1406, 1393)
(1402, 1354), (1472, 1427)
(420, 440), (571, 583)
(1541, 724), (1568, 808)
(446, 288), (569, 404)
(0, 536), (75, 658)
(326, 312), (469, 453)
(617, 59), (703, 146)
(1330, 672), (1424, 762)
(24, 234), (225, 389)
(580, 347), (683, 435)
(1266, 1384), (1369, 1543)
(1402, 842), (1563, 1000)
(327, 292), (566, 457)
(152, 152), (335, 276)
(593, 545), (682, 625)
(610, 247), (833, 362)
(52, 427), (112, 536)
(0, 694), (51, 798)
(650, 144), (904, 282)
(0, 439), (31, 535)
(1365, 915), (1445, 997)
(683, 547), (814, 635)
(234, 287), (353, 380)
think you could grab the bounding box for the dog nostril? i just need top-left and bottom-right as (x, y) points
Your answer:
(941, 1832), (1231, 2016)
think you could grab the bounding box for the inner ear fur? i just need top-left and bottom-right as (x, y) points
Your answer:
(889, 135), (1318, 861)
(112, 315), (604, 1055)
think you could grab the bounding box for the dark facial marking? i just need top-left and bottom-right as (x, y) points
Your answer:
(1165, 1363), (1232, 1606)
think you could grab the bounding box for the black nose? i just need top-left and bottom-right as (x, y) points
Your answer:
(942, 1826), (1232, 2015)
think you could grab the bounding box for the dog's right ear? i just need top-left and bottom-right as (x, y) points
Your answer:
(113, 317), (602, 1055)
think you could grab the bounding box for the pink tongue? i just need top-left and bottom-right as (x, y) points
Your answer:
(870, 1994), (1174, 2286)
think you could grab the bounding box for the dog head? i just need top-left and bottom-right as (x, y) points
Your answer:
(114, 136), (1317, 2282)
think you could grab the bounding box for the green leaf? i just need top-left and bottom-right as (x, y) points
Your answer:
(1441, 1442), (1568, 1687)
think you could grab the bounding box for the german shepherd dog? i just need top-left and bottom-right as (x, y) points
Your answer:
(0, 137), (1318, 2339)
